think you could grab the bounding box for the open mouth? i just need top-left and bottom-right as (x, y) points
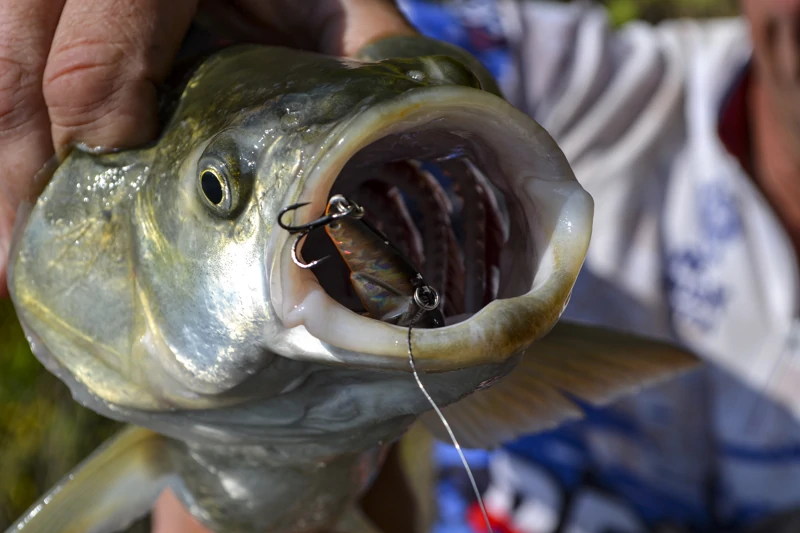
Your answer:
(269, 86), (593, 372)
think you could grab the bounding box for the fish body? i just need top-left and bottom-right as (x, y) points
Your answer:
(5, 38), (699, 533)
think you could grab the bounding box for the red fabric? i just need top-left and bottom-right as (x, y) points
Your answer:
(717, 66), (753, 176)
(466, 504), (524, 533)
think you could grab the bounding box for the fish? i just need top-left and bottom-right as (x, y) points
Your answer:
(5, 36), (700, 533)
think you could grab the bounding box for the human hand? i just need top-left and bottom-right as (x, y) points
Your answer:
(152, 490), (211, 533)
(0, 0), (416, 298)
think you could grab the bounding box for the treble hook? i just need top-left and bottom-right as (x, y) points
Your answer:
(277, 202), (316, 233)
(289, 232), (327, 269)
(278, 195), (364, 269)
(277, 196), (363, 234)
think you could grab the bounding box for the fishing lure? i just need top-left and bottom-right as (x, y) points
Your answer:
(279, 194), (445, 328)
(277, 197), (362, 269)
(323, 195), (444, 329)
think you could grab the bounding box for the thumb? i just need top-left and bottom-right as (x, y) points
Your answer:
(314, 0), (418, 57)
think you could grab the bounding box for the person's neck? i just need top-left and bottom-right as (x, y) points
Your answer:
(750, 75), (800, 251)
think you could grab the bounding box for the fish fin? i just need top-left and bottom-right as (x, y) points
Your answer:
(420, 321), (701, 449)
(8, 425), (175, 533)
(334, 508), (385, 533)
(361, 431), (434, 533)
(396, 424), (436, 533)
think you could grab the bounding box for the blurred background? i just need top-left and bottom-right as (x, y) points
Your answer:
(585, 0), (736, 26)
(0, 0), (740, 530)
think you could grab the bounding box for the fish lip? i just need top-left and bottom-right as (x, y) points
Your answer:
(266, 85), (594, 372)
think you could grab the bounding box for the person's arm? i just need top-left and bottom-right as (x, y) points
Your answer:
(0, 0), (416, 298)
(498, 1), (712, 297)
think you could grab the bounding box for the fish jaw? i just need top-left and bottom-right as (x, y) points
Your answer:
(267, 84), (594, 372)
(7, 45), (590, 416)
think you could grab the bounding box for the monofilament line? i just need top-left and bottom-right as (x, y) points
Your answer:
(407, 324), (494, 533)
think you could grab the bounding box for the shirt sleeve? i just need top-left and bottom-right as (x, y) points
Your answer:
(495, 1), (713, 337)
(496, 1), (693, 166)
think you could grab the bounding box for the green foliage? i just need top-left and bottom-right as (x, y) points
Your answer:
(601, 0), (739, 26)
(605, 0), (641, 27)
(422, 0), (740, 25)
(0, 298), (124, 529)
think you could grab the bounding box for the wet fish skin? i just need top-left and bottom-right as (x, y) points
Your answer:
(6, 38), (699, 533)
(9, 44), (488, 413)
(7, 43), (522, 533)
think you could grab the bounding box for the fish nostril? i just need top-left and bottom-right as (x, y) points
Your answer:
(201, 171), (224, 205)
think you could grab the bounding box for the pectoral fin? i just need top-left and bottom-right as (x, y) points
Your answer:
(7, 425), (176, 533)
(420, 321), (700, 449)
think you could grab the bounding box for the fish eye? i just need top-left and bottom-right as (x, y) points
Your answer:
(196, 134), (251, 218)
(196, 159), (241, 217)
(200, 169), (225, 206)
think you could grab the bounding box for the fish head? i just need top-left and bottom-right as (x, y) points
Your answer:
(8, 44), (593, 445)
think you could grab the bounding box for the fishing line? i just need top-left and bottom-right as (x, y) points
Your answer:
(280, 194), (494, 530)
(407, 316), (495, 533)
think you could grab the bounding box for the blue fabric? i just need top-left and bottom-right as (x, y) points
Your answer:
(397, 0), (513, 84)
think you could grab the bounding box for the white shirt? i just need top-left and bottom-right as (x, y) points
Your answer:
(477, 2), (800, 530)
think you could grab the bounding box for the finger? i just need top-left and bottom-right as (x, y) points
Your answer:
(199, 0), (417, 58)
(314, 0), (418, 57)
(0, 1), (66, 213)
(0, 0), (67, 297)
(151, 490), (213, 533)
(43, 0), (198, 153)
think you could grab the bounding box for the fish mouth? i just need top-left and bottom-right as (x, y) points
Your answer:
(268, 86), (593, 372)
